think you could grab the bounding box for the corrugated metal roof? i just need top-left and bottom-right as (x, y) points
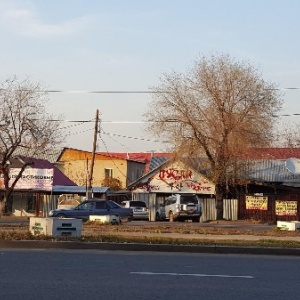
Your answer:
(240, 159), (300, 187)
(52, 186), (110, 193)
(13, 147), (62, 163)
(149, 156), (169, 171)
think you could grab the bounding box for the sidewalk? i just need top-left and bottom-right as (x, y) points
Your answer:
(0, 216), (300, 256)
(97, 230), (300, 242)
(0, 237), (299, 256)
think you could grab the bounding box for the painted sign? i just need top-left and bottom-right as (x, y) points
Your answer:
(135, 161), (215, 194)
(246, 196), (268, 210)
(275, 201), (297, 216)
(0, 168), (54, 191)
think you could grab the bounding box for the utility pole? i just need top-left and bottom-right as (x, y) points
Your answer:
(86, 109), (99, 199)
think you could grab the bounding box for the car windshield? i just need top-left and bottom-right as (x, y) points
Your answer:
(180, 196), (198, 204)
(130, 201), (146, 207)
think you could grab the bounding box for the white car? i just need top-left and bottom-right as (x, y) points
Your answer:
(121, 200), (149, 220)
(156, 194), (201, 222)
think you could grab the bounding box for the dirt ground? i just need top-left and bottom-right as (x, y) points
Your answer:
(1, 218), (300, 239)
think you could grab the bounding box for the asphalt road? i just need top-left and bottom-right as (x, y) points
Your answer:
(1, 249), (300, 300)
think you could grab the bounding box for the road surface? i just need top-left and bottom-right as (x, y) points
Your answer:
(1, 249), (299, 300)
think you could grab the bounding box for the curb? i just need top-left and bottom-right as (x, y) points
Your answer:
(0, 240), (300, 256)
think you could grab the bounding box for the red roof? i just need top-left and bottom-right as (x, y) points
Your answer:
(96, 152), (172, 161)
(97, 152), (173, 172)
(242, 148), (300, 159)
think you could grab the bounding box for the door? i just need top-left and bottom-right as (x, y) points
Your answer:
(72, 201), (95, 220)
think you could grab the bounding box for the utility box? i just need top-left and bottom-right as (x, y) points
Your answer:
(277, 221), (300, 231)
(89, 215), (120, 225)
(30, 217), (82, 237)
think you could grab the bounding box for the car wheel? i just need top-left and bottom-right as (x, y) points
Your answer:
(192, 217), (200, 222)
(169, 211), (174, 222)
(56, 213), (66, 218)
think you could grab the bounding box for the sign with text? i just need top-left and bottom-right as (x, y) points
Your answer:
(246, 196), (268, 210)
(275, 201), (297, 216)
(0, 168), (54, 191)
(135, 161), (215, 194)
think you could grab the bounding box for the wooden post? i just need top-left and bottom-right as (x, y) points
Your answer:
(86, 109), (99, 199)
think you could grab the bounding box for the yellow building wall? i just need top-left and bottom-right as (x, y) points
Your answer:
(58, 148), (128, 188)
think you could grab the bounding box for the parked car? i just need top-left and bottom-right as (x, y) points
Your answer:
(155, 194), (201, 222)
(121, 200), (149, 220)
(49, 199), (133, 222)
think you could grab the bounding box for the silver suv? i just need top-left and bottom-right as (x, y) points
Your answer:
(121, 200), (149, 220)
(156, 194), (201, 222)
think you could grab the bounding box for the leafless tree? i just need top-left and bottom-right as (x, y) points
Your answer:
(144, 54), (282, 218)
(273, 121), (300, 148)
(0, 77), (65, 213)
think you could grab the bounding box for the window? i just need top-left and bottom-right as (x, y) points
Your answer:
(180, 196), (198, 204)
(77, 202), (94, 210)
(107, 200), (121, 209)
(95, 201), (109, 209)
(104, 168), (114, 178)
(130, 201), (147, 208)
(27, 193), (36, 212)
(165, 198), (176, 206)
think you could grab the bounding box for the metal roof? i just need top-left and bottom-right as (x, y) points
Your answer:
(149, 156), (169, 171)
(240, 159), (300, 187)
(52, 185), (110, 193)
(13, 147), (62, 163)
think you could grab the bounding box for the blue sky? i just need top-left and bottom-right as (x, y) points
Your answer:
(1, 0), (300, 152)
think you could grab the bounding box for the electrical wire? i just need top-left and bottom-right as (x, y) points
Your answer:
(32, 113), (300, 124)
(101, 130), (136, 153)
(99, 135), (129, 180)
(2, 88), (300, 93)
(101, 131), (169, 144)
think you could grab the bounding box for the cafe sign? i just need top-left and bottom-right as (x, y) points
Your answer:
(246, 196), (268, 210)
(275, 201), (297, 216)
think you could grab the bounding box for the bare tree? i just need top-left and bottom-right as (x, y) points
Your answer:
(273, 121), (300, 148)
(144, 54), (282, 218)
(0, 77), (65, 213)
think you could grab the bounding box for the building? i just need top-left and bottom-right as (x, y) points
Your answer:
(128, 158), (216, 221)
(0, 155), (77, 217)
(56, 148), (146, 189)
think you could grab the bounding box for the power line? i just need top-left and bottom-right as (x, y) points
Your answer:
(46, 90), (158, 93)
(101, 131), (169, 144)
(102, 129), (136, 152)
(2, 88), (300, 93)
(0, 89), (158, 94)
(99, 135), (130, 180)
(64, 127), (94, 137)
(39, 114), (300, 123)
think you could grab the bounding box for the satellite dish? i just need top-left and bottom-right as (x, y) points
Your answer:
(285, 157), (300, 174)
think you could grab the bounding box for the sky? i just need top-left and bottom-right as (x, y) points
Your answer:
(0, 0), (300, 153)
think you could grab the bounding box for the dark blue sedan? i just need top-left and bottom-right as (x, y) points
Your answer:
(49, 199), (133, 222)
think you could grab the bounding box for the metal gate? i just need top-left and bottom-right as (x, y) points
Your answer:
(223, 199), (238, 220)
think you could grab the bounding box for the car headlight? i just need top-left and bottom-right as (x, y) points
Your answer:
(49, 210), (54, 216)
